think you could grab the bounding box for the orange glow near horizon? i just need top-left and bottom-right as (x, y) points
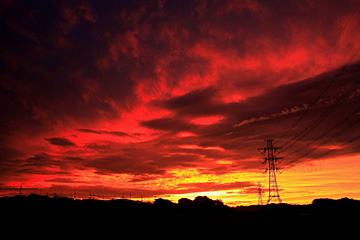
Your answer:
(1, 0), (360, 206)
(5, 153), (360, 206)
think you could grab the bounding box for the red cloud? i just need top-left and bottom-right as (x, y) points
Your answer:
(1, 0), (360, 205)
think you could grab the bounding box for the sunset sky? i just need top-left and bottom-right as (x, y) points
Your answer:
(1, 0), (360, 206)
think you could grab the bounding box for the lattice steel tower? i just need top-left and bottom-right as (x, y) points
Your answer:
(258, 138), (283, 204)
(257, 183), (264, 205)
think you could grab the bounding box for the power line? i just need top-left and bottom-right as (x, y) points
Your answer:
(284, 105), (360, 159)
(286, 131), (360, 165)
(285, 105), (360, 165)
(281, 46), (360, 151)
(275, 2), (360, 145)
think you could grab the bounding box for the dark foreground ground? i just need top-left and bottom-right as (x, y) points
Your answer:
(1, 195), (359, 234)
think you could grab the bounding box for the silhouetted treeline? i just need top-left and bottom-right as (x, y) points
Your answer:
(1, 194), (359, 229)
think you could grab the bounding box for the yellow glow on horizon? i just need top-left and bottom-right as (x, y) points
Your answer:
(7, 154), (360, 207)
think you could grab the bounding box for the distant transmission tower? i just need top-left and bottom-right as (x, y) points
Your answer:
(258, 138), (283, 204)
(257, 183), (264, 205)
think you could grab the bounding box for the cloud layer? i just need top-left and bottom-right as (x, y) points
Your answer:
(1, 0), (360, 204)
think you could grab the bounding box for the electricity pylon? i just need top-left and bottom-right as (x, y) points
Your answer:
(258, 138), (283, 204)
(257, 183), (264, 205)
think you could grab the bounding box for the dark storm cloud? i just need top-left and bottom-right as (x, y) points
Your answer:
(77, 129), (102, 134)
(9, 152), (73, 176)
(142, 61), (360, 167)
(0, 0), (137, 138)
(1, 0), (358, 137)
(44, 137), (76, 147)
(103, 131), (129, 137)
(140, 117), (197, 132)
(77, 133), (257, 176)
(86, 154), (165, 175)
(162, 87), (217, 110)
(77, 128), (128, 137)
(44, 178), (85, 184)
(1, 0), (360, 195)
(79, 141), (205, 175)
(25, 153), (57, 168)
